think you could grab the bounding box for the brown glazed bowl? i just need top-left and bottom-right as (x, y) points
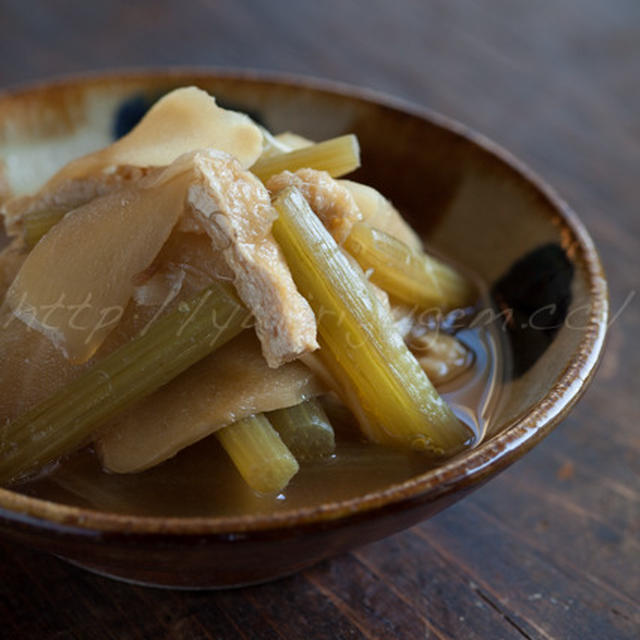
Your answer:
(0, 70), (608, 588)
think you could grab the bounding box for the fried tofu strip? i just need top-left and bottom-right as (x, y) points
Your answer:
(183, 151), (318, 366)
(6, 149), (317, 366)
(267, 168), (362, 243)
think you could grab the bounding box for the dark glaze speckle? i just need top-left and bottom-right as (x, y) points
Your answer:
(112, 92), (267, 141)
(112, 93), (156, 139)
(491, 243), (574, 377)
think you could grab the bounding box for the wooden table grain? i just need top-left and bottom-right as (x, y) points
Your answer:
(0, 1), (638, 638)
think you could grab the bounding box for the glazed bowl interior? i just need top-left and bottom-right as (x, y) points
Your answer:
(0, 71), (607, 587)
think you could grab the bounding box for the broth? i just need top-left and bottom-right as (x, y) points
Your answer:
(17, 321), (510, 518)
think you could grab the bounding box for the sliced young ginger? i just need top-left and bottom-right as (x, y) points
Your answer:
(1, 87), (263, 237)
(44, 87), (263, 189)
(340, 179), (423, 250)
(0, 231), (226, 423)
(0, 240), (26, 293)
(7, 149), (318, 366)
(273, 131), (314, 151)
(97, 331), (324, 474)
(6, 175), (187, 363)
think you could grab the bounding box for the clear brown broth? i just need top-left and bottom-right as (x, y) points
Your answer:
(17, 320), (510, 518)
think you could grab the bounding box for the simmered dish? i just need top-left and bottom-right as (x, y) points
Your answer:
(0, 87), (502, 510)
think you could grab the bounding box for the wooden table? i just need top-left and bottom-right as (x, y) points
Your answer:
(0, 2), (638, 638)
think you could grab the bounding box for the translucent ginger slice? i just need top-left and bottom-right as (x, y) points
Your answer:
(0, 231), (225, 424)
(274, 132), (314, 150)
(340, 179), (423, 250)
(7, 150), (318, 366)
(132, 230), (232, 307)
(2, 165), (152, 239)
(1, 87), (263, 236)
(409, 331), (473, 385)
(45, 87), (263, 189)
(6, 174), (187, 363)
(267, 169), (362, 244)
(97, 331), (324, 474)
(256, 129), (314, 161)
(0, 240), (26, 294)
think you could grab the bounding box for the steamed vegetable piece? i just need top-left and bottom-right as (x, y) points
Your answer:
(97, 331), (324, 474)
(0, 283), (250, 484)
(251, 135), (360, 182)
(5, 86), (263, 242)
(268, 399), (336, 461)
(345, 222), (475, 311)
(340, 179), (423, 250)
(6, 178), (188, 363)
(408, 331), (473, 385)
(216, 414), (299, 493)
(271, 187), (471, 453)
(10, 149), (319, 368)
(44, 87), (264, 189)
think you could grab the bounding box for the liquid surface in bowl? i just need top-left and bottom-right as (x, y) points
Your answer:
(16, 321), (509, 518)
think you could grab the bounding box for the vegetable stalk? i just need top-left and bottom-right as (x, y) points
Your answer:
(271, 187), (471, 454)
(23, 209), (68, 248)
(0, 283), (251, 484)
(251, 135), (360, 182)
(344, 222), (475, 311)
(268, 399), (335, 461)
(216, 414), (299, 493)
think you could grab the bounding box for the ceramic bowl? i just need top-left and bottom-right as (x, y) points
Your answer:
(0, 70), (608, 588)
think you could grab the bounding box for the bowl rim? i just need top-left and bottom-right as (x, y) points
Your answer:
(0, 67), (609, 538)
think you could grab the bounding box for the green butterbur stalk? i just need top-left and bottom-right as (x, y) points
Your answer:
(345, 222), (475, 311)
(0, 283), (250, 484)
(216, 414), (299, 493)
(251, 134), (360, 182)
(268, 399), (335, 461)
(23, 208), (68, 247)
(272, 187), (471, 454)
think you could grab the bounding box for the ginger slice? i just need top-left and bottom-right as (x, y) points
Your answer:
(6, 173), (188, 363)
(267, 168), (362, 243)
(408, 331), (473, 385)
(7, 150), (317, 367)
(45, 86), (263, 188)
(1, 165), (152, 239)
(1, 87), (263, 237)
(0, 231), (226, 424)
(340, 179), (423, 250)
(97, 331), (324, 474)
(273, 132), (314, 151)
(0, 240), (26, 294)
